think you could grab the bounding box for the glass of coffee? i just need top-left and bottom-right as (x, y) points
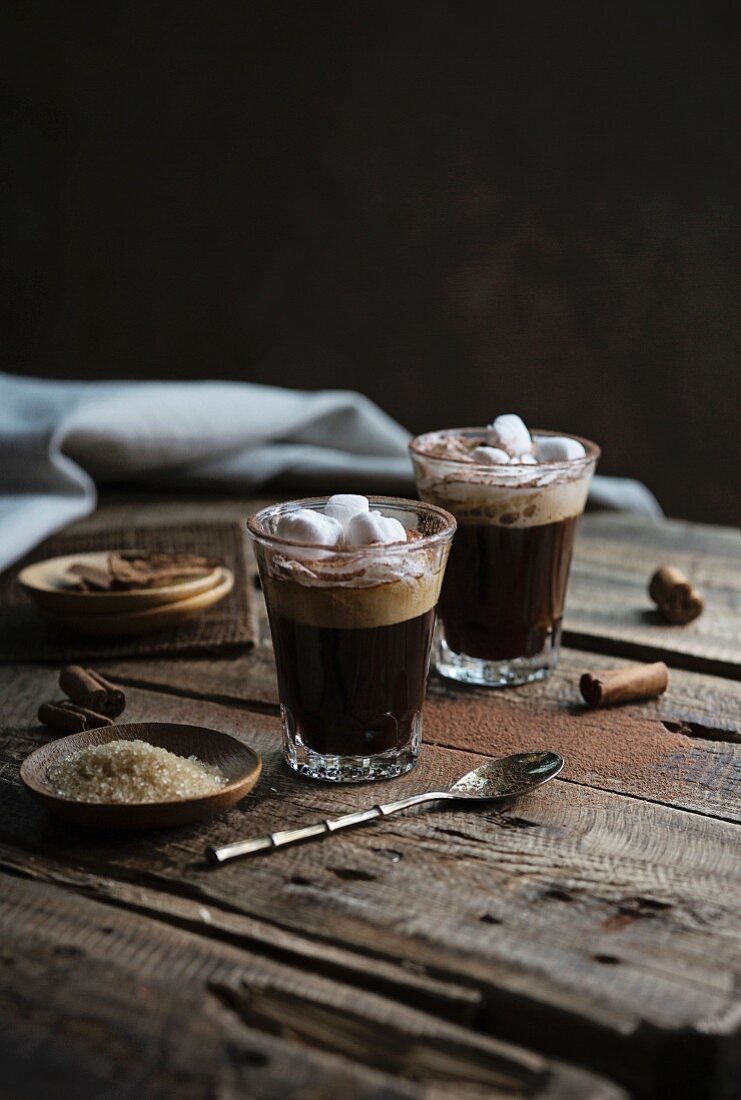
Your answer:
(248, 496), (456, 782)
(410, 423), (599, 687)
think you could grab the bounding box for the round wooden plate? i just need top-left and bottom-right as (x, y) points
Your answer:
(19, 551), (223, 614)
(20, 722), (262, 829)
(42, 569), (234, 637)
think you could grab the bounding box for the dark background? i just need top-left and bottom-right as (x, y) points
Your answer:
(2, 2), (739, 523)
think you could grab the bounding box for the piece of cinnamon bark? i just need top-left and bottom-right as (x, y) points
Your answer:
(108, 551), (216, 589)
(66, 563), (115, 591)
(649, 565), (704, 624)
(116, 550), (214, 567)
(59, 665), (126, 718)
(580, 662), (669, 707)
(38, 700), (113, 733)
(65, 550), (218, 593)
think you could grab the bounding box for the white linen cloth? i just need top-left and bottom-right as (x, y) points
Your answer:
(0, 372), (661, 572)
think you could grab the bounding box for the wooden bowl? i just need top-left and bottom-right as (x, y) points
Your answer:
(41, 569), (234, 637)
(20, 722), (262, 829)
(19, 551), (224, 615)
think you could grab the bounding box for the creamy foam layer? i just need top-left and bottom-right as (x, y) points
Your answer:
(262, 554), (444, 629)
(413, 430), (594, 527)
(419, 476), (590, 526)
(253, 497), (455, 627)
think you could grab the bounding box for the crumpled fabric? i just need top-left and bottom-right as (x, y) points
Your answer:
(0, 372), (661, 571)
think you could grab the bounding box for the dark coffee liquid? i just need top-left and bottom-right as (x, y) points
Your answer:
(438, 516), (578, 660)
(269, 609), (436, 757)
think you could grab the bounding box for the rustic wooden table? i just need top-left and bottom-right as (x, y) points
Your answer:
(1, 498), (739, 1100)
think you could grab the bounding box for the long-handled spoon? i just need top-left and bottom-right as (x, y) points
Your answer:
(207, 750), (563, 864)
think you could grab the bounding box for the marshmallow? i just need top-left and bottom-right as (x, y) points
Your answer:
(510, 453), (538, 465)
(324, 494), (370, 529)
(276, 508), (344, 546)
(536, 436), (586, 463)
(486, 414), (533, 457)
(471, 446), (511, 465)
(346, 510), (407, 546)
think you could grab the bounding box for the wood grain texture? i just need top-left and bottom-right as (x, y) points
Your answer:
(77, 661), (739, 821)
(100, 643), (741, 737)
(0, 840), (482, 1025)
(74, 498), (741, 674)
(0, 871), (629, 1100)
(422, 695), (741, 822)
(2, 500), (740, 1098)
(91, 503), (741, 734)
(1, 670), (739, 1097)
(565, 513), (741, 677)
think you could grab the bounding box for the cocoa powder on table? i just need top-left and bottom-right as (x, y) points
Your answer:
(422, 696), (699, 805)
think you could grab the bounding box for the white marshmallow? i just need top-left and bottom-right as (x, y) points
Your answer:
(486, 414), (533, 457)
(346, 510), (407, 546)
(276, 508), (344, 546)
(471, 446), (511, 465)
(324, 493), (370, 529)
(510, 453), (538, 465)
(536, 436), (586, 462)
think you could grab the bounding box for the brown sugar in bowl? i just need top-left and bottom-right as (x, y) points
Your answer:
(20, 722), (262, 829)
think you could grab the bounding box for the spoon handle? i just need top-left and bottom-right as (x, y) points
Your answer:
(207, 790), (454, 864)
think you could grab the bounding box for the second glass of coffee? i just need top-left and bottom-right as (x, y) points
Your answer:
(410, 425), (599, 687)
(248, 496), (456, 782)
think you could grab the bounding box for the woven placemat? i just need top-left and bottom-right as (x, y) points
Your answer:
(0, 522), (257, 662)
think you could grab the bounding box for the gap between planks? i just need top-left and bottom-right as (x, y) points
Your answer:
(561, 629), (741, 682)
(0, 844), (483, 1027)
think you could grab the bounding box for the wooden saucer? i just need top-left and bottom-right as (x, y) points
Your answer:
(20, 722), (262, 829)
(19, 551), (223, 614)
(41, 568), (234, 636)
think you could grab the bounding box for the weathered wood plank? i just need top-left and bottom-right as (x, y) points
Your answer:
(565, 513), (741, 677)
(0, 872), (628, 1099)
(101, 645), (281, 709)
(64, 494), (741, 677)
(579, 512), (741, 556)
(1, 672), (739, 1097)
(60, 658), (738, 820)
(430, 648), (741, 737)
(5, 493), (740, 1097)
(0, 840), (482, 1026)
(423, 695), (741, 821)
(99, 644), (741, 739)
(66, 493), (279, 534)
(0, 888), (422, 1100)
(94, 508), (741, 736)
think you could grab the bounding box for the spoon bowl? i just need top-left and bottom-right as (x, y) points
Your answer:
(450, 751), (564, 799)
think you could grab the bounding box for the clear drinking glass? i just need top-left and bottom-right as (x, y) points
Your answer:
(248, 496), (456, 782)
(410, 429), (599, 687)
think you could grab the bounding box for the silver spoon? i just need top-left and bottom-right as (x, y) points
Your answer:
(207, 750), (563, 864)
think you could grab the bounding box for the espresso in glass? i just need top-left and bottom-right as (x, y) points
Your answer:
(248, 497), (455, 781)
(410, 429), (599, 687)
(268, 609), (436, 760)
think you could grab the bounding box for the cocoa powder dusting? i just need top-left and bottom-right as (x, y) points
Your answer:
(423, 697), (698, 804)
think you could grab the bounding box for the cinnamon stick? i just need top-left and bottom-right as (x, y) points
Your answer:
(649, 565), (704, 625)
(38, 700), (113, 733)
(580, 662), (669, 708)
(59, 665), (126, 718)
